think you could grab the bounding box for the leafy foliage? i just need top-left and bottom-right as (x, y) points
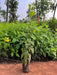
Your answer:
(9, 0), (19, 22)
(48, 18), (57, 32)
(27, 0), (56, 21)
(0, 21), (57, 63)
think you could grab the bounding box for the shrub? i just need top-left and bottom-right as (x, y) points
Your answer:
(0, 21), (57, 61)
(48, 18), (57, 32)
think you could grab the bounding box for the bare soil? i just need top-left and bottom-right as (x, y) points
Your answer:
(0, 61), (57, 75)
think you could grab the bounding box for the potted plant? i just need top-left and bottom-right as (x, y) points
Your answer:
(21, 38), (34, 73)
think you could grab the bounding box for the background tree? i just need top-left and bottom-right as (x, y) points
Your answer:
(35, 0), (38, 18)
(6, 0), (9, 22)
(27, 0), (56, 21)
(35, 0), (57, 21)
(53, 3), (57, 18)
(9, 0), (18, 22)
(27, 4), (31, 20)
(27, 3), (36, 20)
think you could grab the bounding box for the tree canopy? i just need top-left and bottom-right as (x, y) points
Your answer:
(27, 0), (56, 21)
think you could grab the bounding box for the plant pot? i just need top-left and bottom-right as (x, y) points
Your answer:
(22, 60), (30, 73)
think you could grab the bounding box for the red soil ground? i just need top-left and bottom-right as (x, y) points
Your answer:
(0, 61), (57, 75)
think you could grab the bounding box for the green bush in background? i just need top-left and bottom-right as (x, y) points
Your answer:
(0, 21), (57, 61)
(48, 18), (57, 32)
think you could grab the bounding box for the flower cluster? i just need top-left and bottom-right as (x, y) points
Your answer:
(51, 48), (56, 53)
(5, 37), (11, 42)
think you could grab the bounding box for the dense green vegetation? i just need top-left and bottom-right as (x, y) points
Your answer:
(0, 20), (57, 62)
(0, 0), (57, 73)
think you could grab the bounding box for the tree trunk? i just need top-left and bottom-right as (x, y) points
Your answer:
(53, 3), (57, 19)
(6, 0), (9, 22)
(35, 0), (38, 18)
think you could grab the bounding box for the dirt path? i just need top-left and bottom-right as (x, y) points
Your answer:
(0, 61), (57, 75)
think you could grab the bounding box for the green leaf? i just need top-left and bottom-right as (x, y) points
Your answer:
(11, 52), (14, 57)
(29, 4), (31, 9)
(53, 52), (56, 57)
(12, 38), (17, 43)
(16, 53), (20, 57)
(29, 11), (36, 17)
(16, 44), (20, 49)
(42, 52), (46, 57)
(31, 34), (36, 40)
(30, 48), (34, 54)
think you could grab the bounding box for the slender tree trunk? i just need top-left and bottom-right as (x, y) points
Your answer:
(53, 7), (56, 18)
(35, 0), (38, 18)
(53, 3), (57, 19)
(6, 0), (9, 22)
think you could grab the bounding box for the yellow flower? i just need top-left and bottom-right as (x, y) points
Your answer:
(54, 51), (56, 53)
(51, 48), (56, 53)
(5, 37), (11, 42)
(54, 49), (56, 52)
(33, 30), (36, 32)
(54, 49), (56, 53)
(6, 39), (10, 42)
